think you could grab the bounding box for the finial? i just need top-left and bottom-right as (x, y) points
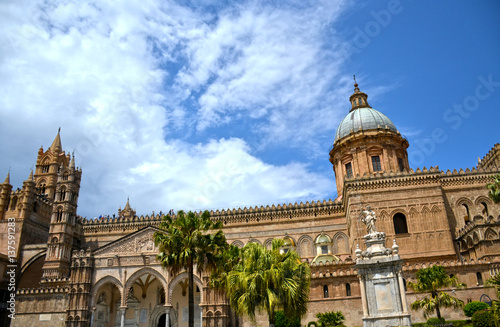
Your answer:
(58, 127), (61, 134)
(353, 74), (357, 84)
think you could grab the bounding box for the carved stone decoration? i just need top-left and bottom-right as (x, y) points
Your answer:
(360, 205), (378, 235)
(355, 207), (411, 327)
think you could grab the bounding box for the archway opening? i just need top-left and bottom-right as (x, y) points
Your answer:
(171, 277), (202, 327)
(93, 282), (121, 327)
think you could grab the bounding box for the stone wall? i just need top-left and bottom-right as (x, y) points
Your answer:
(12, 291), (68, 327)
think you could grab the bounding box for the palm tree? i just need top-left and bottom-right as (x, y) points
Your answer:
(407, 265), (465, 320)
(487, 173), (500, 204)
(486, 273), (500, 327)
(223, 239), (310, 327)
(154, 210), (228, 327)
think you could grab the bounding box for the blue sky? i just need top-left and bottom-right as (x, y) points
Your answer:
(1, 0), (499, 218)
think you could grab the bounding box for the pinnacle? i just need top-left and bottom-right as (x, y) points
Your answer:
(49, 128), (62, 153)
(3, 172), (10, 184)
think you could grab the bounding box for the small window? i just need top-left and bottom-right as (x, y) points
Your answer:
(323, 285), (329, 298)
(398, 158), (405, 172)
(463, 204), (471, 224)
(481, 202), (489, 217)
(372, 156), (382, 172)
(42, 165), (50, 173)
(393, 213), (408, 234)
(345, 162), (353, 178)
(321, 245), (328, 255)
(346, 283), (351, 297)
(476, 272), (483, 285)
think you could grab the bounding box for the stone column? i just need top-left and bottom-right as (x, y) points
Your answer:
(164, 306), (172, 327)
(397, 271), (408, 314)
(89, 307), (95, 327)
(358, 275), (368, 317)
(119, 307), (127, 327)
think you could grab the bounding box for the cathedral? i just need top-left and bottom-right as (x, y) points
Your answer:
(1, 83), (499, 327)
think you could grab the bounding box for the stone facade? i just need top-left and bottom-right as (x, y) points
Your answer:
(1, 84), (500, 327)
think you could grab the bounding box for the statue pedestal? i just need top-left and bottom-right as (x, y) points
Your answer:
(355, 233), (411, 327)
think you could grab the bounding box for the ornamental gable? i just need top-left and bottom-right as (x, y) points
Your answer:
(93, 226), (159, 257)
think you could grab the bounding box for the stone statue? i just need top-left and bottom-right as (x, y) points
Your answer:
(360, 205), (378, 235)
(97, 292), (106, 304)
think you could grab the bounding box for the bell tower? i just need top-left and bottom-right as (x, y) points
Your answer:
(41, 132), (83, 282)
(329, 80), (410, 197)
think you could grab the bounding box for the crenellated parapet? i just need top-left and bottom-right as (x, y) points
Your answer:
(206, 199), (343, 225)
(81, 199), (344, 236)
(17, 285), (70, 295)
(344, 164), (499, 193)
(478, 143), (500, 171)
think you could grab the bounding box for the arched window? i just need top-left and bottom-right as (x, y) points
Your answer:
(56, 209), (63, 222)
(345, 162), (353, 178)
(323, 285), (329, 298)
(371, 156), (382, 172)
(463, 204), (471, 224)
(59, 187), (66, 201)
(346, 283), (351, 296)
(476, 272), (483, 286)
(481, 202), (489, 217)
(393, 213), (408, 234)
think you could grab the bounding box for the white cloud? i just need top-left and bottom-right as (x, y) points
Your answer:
(0, 0), (346, 218)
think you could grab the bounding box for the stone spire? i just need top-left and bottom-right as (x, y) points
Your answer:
(70, 152), (76, 171)
(124, 197), (131, 210)
(49, 128), (62, 153)
(28, 170), (33, 181)
(349, 76), (371, 112)
(3, 172), (10, 184)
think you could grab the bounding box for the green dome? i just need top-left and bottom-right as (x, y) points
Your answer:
(334, 107), (398, 142)
(317, 234), (331, 243)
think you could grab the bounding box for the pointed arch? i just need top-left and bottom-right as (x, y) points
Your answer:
(409, 207), (419, 232)
(123, 267), (168, 306)
(475, 196), (493, 206)
(91, 276), (123, 307)
(248, 239), (261, 245)
(421, 206), (431, 231)
(473, 232), (480, 244)
(297, 235), (314, 258)
(484, 228), (498, 240)
(168, 272), (204, 305)
(379, 210), (390, 234)
(231, 240), (244, 248)
(264, 238), (273, 250)
(333, 232), (349, 254)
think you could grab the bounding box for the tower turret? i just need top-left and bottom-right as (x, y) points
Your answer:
(0, 172), (13, 219)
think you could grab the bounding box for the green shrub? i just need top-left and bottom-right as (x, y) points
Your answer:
(464, 301), (490, 317)
(471, 309), (494, 327)
(307, 322), (318, 327)
(427, 317), (446, 325)
(316, 311), (345, 327)
(275, 310), (301, 327)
